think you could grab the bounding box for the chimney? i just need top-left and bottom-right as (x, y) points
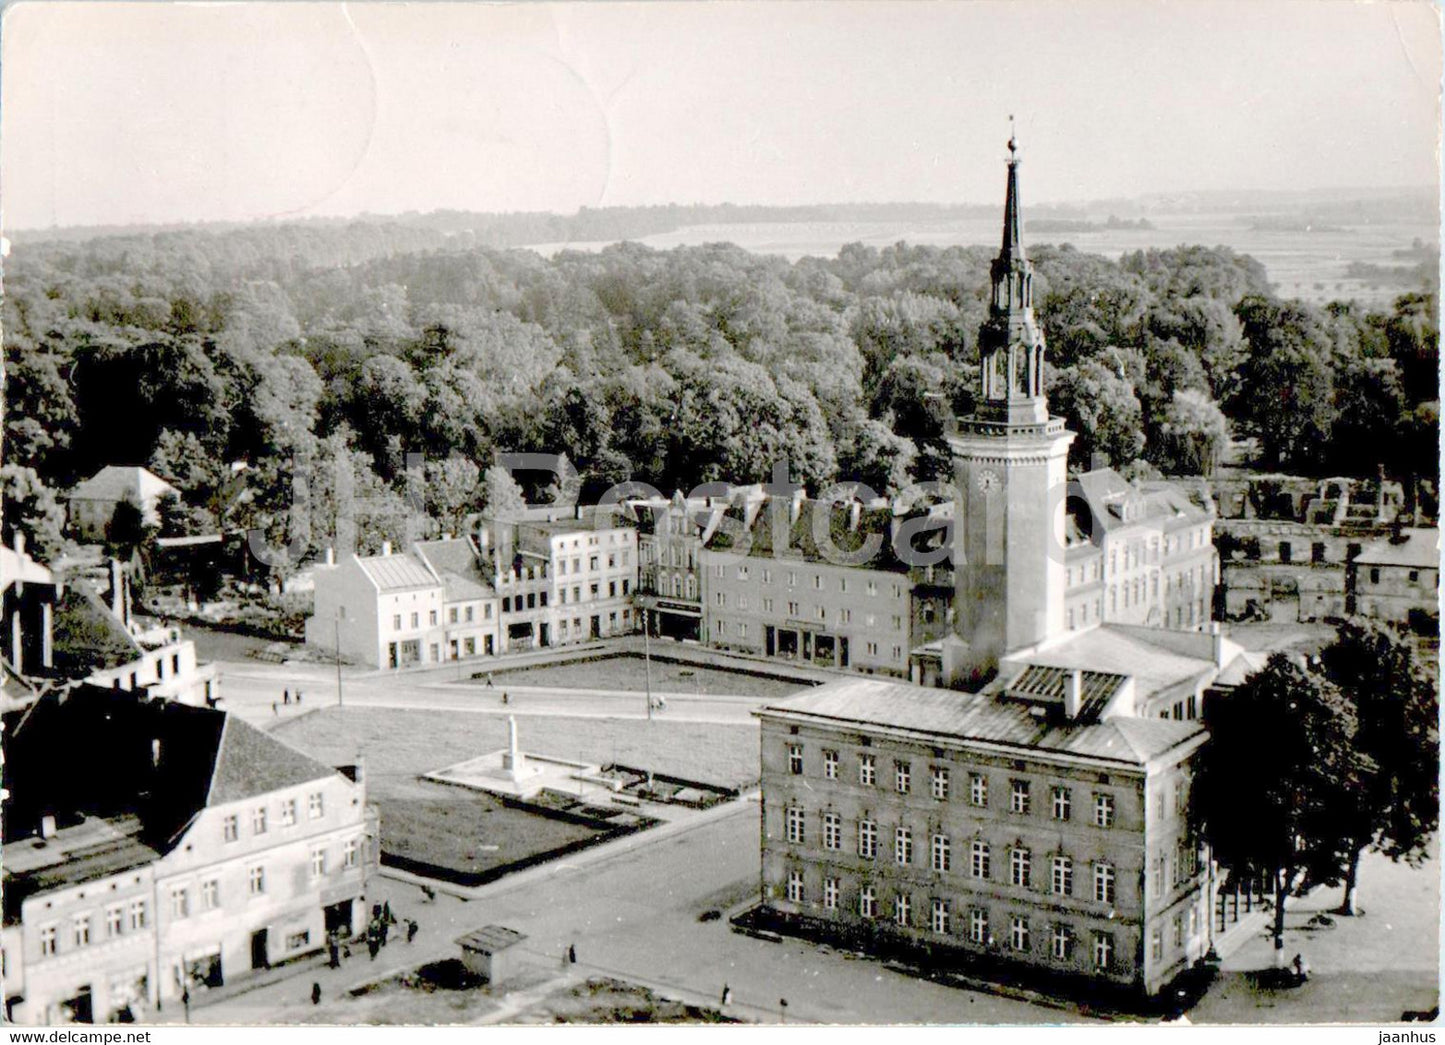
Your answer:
(40, 814), (56, 840)
(325, 547), (336, 567)
(381, 540), (392, 557)
(109, 559), (125, 622)
(1063, 670), (1083, 720)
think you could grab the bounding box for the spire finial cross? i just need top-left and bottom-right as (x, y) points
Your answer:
(1007, 115), (1018, 158)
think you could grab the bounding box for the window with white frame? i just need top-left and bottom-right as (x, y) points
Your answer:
(1093, 931), (1114, 970)
(106, 906), (123, 938)
(202, 879), (219, 910)
(1051, 786), (1071, 821)
(823, 812), (842, 850)
(1010, 848), (1031, 888)
(223, 814), (238, 843)
(859, 753), (876, 786)
(894, 893), (911, 927)
(1051, 924), (1074, 960)
(344, 838), (360, 869)
(786, 870), (804, 903)
(128, 901), (148, 931)
(971, 840), (990, 879)
(1010, 780), (1030, 814)
(171, 887), (190, 919)
(248, 865), (266, 895)
(970, 773), (988, 807)
(895, 827), (913, 865)
(895, 761), (911, 794)
(785, 806), (805, 844)
(309, 792), (325, 819)
(859, 885), (877, 918)
(280, 798), (297, 826)
(73, 916), (91, 947)
(931, 898), (950, 934)
(1094, 792), (1115, 828)
(823, 877), (839, 910)
(252, 806), (267, 834)
(823, 749), (838, 779)
(1010, 915), (1030, 952)
(931, 766), (949, 800)
(1094, 862), (1116, 905)
(1052, 856), (1073, 896)
(311, 847), (327, 877)
(858, 819), (877, 859)
(931, 834), (951, 872)
(40, 926), (57, 956)
(969, 908), (988, 945)
(788, 744), (804, 775)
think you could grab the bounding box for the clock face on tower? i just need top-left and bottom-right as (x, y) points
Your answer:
(977, 468), (1001, 493)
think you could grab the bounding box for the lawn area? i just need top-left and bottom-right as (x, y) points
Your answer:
(274, 706), (761, 792)
(373, 775), (604, 880)
(480, 653), (813, 699)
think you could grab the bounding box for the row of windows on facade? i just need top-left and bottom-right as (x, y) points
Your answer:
(1103, 529), (1210, 576)
(790, 746), (1194, 825)
(714, 592), (904, 630)
(782, 809), (1201, 897)
(558, 609), (631, 638)
(556, 549), (631, 575)
(106, 650), (185, 691)
(1064, 593), (1207, 633)
(34, 839), (362, 958)
(221, 791), (327, 842)
(786, 747), (1135, 821)
(782, 871), (1199, 967)
(716, 564), (904, 599)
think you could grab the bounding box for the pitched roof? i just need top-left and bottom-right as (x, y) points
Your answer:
(354, 553), (440, 592)
(69, 465), (176, 504)
(1005, 664), (1128, 721)
(3, 815), (161, 926)
(456, 925), (528, 953)
(206, 715), (338, 805)
(705, 497), (933, 574)
(414, 538), (495, 600)
(759, 676), (1202, 767)
(1354, 528), (1439, 569)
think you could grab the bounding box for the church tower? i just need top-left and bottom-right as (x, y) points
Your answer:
(947, 128), (1074, 688)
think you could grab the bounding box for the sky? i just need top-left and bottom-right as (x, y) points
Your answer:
(1, 1), (1441, 230)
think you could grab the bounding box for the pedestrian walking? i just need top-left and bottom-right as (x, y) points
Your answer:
(720, 984), (732, 1007)
(181, 986), (190, 1023)
(407, 919), (419, 944)
(486, 673), (494, 688)
(311, 982), (322, 1006)
(568, 942), (577, 965)
(328, 938), (340, 969)
(383, 900), (394, 925)
(367, 936), (380, 961)
(284, 689), (290, 705)
(421, 885), (436, 903)
(271, 701), (278, 716)
(380, 918), (390, 946)
(501, 691), (509, 705)
(296, 690), (303, 705)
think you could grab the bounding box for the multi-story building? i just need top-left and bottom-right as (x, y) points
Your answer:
(308, 538), (503, 667)
(516, 511), (639, 647)
(413, 538), (502, 659)
(65, 466), (178, 542)
(701, 496), (950, 677)
(1347, 527), (1439, 629)
(629, 491), (737, 641)
(2, 686), (377, 1023)
(752, 138), (1262, 1001)
(756, 673), (1212, 998)
(1064, 471), (1219, 634)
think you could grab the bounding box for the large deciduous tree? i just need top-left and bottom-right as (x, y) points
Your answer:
(1193, 653), (1372, 965)
(1318, 621), (1440, 915)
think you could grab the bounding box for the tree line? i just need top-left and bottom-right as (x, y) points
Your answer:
(2, 219), (1437, 563)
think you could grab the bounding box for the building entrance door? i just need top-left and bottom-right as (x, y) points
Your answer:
(324, 900), (353, 936)
(251, 928), (270, 970)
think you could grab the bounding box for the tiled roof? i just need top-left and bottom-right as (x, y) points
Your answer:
(3, 816), (160, 925)
(1354, 528), (1439, 569)
(1214, 650), (1269, 688)
(69, 465), (176, 504)
(414, 539), (495, 600)
(758, 677), (1202, 766)
(207, 715), (338, 806)
(705, 497), (937, 574)
(355, 553), (440, 592)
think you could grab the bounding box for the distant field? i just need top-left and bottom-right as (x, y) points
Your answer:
(482, 654), (812, 699)
(530, 213), (1437, 309)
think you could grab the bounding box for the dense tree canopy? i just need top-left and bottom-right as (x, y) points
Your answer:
(2, 216), (1435, 560)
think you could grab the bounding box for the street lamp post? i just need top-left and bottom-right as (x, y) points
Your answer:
(334, 608), (345, 708)
(643, 603), (654, 721)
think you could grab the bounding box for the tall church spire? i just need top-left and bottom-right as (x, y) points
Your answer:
(1000, 117), (1023, 263)
(976, 121), (1047, 426)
